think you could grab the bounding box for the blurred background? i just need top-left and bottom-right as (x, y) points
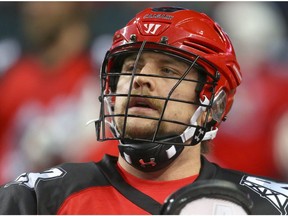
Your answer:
(0, 2), (288, 184)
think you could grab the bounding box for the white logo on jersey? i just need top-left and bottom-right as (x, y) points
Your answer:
(5, 167), (66, 189)
(143, 23), (161, 35)
(240, 176), (288, 214)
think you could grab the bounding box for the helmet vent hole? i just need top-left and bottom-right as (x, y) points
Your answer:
(152, 7), (185, 12)
(183, 40), (220, 54)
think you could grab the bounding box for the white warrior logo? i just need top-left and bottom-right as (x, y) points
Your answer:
(143, 23), (161, 35)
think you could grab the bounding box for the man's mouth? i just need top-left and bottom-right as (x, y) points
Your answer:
(128, 97), (157, 110)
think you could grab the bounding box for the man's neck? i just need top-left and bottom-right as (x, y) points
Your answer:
(118, 145), (201, 181)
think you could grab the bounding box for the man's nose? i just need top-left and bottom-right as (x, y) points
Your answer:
(133, 64), (156, 91)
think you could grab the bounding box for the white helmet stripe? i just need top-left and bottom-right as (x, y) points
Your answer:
(166, 145), (177, 159)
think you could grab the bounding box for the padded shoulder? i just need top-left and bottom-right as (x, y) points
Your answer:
(0, 157), (116, 214)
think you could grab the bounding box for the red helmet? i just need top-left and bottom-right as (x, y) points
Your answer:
(95, 7), (242, 171)
(106, 6), (241, 121)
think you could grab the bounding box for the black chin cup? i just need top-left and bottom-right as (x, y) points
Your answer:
(118, 136), (184, 172)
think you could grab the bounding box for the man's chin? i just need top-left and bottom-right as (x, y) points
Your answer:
(123, 128), (155, 140)
(117, 122), (156, 139)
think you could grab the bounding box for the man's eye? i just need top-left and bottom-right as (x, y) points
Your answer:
(122, 63), (135, 73)
(162, 68), (177, 75)
(127, 65), (135, 72)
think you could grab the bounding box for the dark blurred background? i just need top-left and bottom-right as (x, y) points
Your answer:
(1, 2), (288, 184)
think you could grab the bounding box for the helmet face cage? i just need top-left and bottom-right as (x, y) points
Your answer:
(94, 6), (241, 146)
(96, 41), (220, 146)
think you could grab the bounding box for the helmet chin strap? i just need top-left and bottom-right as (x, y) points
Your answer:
(180, 96), (218, 144)
(115, 96), (218, 172)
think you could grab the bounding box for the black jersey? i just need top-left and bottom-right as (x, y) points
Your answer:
(0, 155), (287, 214)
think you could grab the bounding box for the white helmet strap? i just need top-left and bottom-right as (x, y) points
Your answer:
(180, 96), (218, 143)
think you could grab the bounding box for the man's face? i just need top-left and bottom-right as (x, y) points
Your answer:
(113, 51), (199, 140)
